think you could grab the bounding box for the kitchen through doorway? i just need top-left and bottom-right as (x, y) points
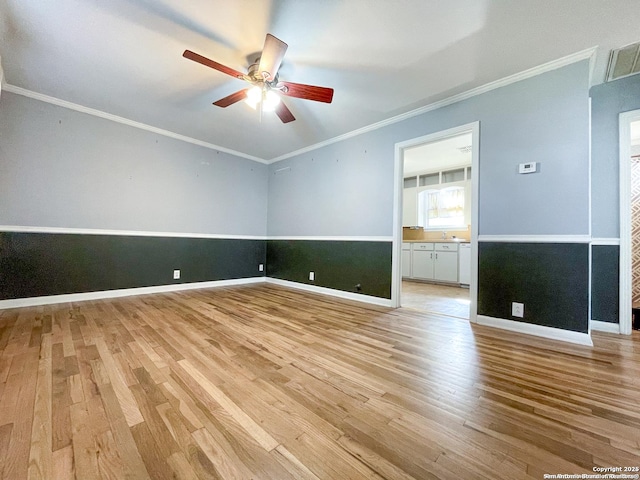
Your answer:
(398, 126), (477, 320)
(621, 111), (640, 334)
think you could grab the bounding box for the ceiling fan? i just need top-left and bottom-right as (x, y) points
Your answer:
(183, 34), (334, 123)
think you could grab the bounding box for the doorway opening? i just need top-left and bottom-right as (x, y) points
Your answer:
(392, 122), (479, 322)
(620, 110), (640, 334)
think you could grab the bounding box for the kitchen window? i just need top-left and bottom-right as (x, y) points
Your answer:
(418, 186), (465, 228)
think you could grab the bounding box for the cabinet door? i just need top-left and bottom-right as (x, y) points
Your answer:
(403, 187), (418, 226)
(401, 250), (411, 278)
(412, 250), (434, 279)
(434, 251), (458, 282)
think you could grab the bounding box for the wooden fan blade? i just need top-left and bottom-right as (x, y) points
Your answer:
(279, 81), (334, 103)
(275, 101), (295, 123)
(258, 34), (288, 81)
(183, 50), (245, 79)
(213, 89), (248, 108)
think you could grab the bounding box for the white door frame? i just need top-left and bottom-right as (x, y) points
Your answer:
(392, 121), (480, 322)
(619, 109), (640, 335)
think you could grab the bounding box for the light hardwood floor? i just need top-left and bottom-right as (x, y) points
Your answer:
(401, 281), (470, 319)
(0, 283), (639, 479)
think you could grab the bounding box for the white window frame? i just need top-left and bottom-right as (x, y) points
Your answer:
(417, 185), (466, 229)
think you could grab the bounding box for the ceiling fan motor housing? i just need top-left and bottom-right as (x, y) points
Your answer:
(247, 61), (279, 87)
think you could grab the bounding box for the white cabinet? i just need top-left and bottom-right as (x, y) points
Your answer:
(409, 242), (459, 283)
(401, 243), (412, 278)
(412, 250), (435, 279)
(433, 251), (458, 282)
(411, 243), (434, 280)
(433, 243), (458, 282)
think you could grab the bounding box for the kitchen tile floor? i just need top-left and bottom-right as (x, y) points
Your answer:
(401, 280), (470, 319)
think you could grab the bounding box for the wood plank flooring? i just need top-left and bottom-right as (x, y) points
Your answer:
(0, 283), (639, 479)
(401, 281), (470, 319)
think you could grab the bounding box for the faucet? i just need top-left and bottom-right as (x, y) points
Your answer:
(442, 231), (447, 239)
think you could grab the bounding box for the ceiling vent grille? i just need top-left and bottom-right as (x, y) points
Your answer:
(606, 41), (640, 82)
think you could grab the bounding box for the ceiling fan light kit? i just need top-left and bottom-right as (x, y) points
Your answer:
(183, 33), (334, 123)
(244, 86), (281, 112)
(245, 86), (262, 109)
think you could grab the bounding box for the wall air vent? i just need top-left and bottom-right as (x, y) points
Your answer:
(606, 41), (640, 82)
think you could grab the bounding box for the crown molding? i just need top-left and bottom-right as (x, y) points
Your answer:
(267, 47), (598, 164)
(2, 84), (268, 164)
(3, 47), (597, 165)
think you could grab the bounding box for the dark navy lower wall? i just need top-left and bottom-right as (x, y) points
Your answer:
(478, 242), (589, 333)
(0, 232), (266, 300)
(267, 240), (392, 299)
(3, 233), (606, 330)
(591, 244), (619, 324)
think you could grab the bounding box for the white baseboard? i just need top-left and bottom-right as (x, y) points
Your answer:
(589, 320), (621, 334)
(477, 315), (593, 346)
(0, 277), (266, 309)
(265, 278), (393, 308)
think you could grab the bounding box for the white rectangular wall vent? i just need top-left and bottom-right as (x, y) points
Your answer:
(274, 167), (291, 176)
(606, 42), (640, 82)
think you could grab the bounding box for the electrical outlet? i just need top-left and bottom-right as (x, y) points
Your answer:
(512, 302), (524, 318)
(173, 269), (180, 280)
(309, 271), (315, 281)
(259, 264), (264, 272)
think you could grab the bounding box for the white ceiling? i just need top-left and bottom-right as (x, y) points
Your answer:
(404, 133), (472, 176)
(1, 1), (640, 162)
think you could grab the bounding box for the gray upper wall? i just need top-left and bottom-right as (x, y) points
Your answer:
(268, 60), (591, 237)
(1, 60), (592, 239)
(0, 92), (268, 236)
(590, 74), (640, 238)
